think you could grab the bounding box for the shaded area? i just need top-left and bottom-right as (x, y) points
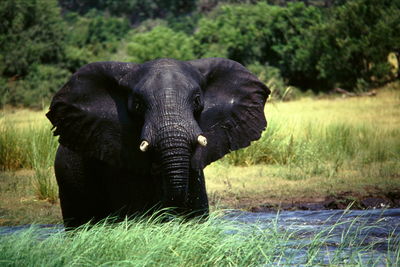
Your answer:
(250, 192), (400, 212)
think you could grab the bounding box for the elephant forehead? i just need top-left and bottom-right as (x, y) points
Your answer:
(153, 69), (193, 84)
(137, 70), (196, 95)
(146, 88), (189, 111)
(148, 58), (182, 67)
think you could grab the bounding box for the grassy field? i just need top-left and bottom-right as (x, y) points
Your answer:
(0, 82), (399, 224)
(207, 82), (400, 209)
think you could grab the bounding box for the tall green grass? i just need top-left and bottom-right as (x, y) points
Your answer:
(224, 121), (400, 168)
(222, 85), (400, 182)
(0, 214), (398, 266)
(0, 119), (58, 201)
(0, 121), (30, 170)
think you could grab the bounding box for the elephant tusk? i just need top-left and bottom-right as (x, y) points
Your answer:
(197, 135), (207, 147)
(139, 140), (149, 152)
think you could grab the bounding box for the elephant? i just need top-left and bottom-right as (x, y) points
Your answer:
(46, 57), (270, 228)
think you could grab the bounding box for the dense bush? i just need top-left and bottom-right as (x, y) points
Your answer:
(0, 0), (65, 77)
(59, 0), (198, 24)
(194, 3), (322, 67)
(309, 0), (400, 90)
(0, 0), (69, 108)
(5, 65), (70, 108)
(194, 3), (277, 63)
(127, 26), (195, 63)
(63, 11), (131, 71)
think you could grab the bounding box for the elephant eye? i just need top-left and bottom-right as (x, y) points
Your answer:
(133, 100), (144, 113)
(193, 94), (203, 113)
(134, 101), (141, 111)
(129, 94), (145, 115)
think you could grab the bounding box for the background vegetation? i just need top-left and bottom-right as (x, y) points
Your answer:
(1, 0), (399, 107)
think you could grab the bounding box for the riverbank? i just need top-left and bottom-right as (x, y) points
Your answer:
(205, 163), (400, 212)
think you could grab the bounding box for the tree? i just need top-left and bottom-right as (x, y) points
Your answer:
(311, 0), (400, 90)
(0, 0), (66, 76)
(194, 3), (279, 64)
(261, 2), (323, 89)
(127, 26), (195, 63)
(193, 2), (323, 87)
(59, 0), (197, 24)
(62, 10), (130, 71)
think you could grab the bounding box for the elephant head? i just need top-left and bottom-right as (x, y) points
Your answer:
(46, 58), (270, 209)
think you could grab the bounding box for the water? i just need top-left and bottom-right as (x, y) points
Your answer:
(0, 224), (64, 237)
(223, 208), (400, 265)
(1, 209), (399, 265)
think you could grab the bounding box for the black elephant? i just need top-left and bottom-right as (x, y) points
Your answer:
(46, 57), (270, 228)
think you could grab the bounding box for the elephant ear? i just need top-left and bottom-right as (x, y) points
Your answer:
(46, 61), (142, 167)
(189, 58), (270, 169)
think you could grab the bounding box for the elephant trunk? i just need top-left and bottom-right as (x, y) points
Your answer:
(157, 130), (191, 208)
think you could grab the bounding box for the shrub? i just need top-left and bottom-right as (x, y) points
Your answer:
(0, 0), (65, 76)
(310, 0), (400, 90)
(127, 26), (195, 63)
(5, 65), (70, 109)
(194, 3), (277, 64)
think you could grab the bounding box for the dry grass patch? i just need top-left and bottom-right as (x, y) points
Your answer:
(0, 170), (62, 226)
(205, 161), (400, 209)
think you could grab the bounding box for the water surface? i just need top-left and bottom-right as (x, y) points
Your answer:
(224, 208), (400, 265)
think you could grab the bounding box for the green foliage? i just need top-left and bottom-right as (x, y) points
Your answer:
(264, 3), (323, 89)
(194, 3), (278, 63)
(63, 11), (130, 71)
(194, 0), (399, 91)
(59, 0), (198, 23)
(64, 10), (130, 47)
(1, 0), (400, 107)
(310, 0), (400, 90)
(0, 0), (65, 76)
(194, 2), (324, 88)
(0, 0), (68, 108)
(5, 65), (70, 108)
(85, 12), (130, 48)
(167, 12), (202, 34)
(127, 26), (195, 63)
(247, 63), (300, 101)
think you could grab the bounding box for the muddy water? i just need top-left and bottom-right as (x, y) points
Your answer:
(1, 209), (399, 265)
